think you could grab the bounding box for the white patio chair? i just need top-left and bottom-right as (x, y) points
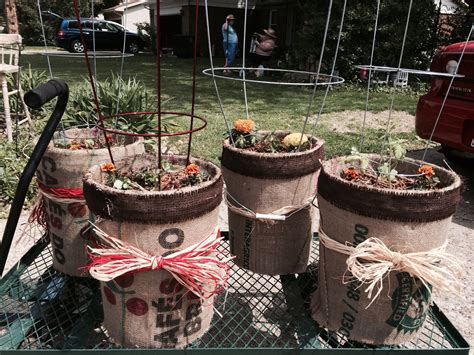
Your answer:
(371, 70), (389, 85)
(394, 71), (409, 88)
(0, 34), (31, 142)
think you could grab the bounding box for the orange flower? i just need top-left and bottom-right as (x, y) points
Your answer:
(233, 119), (255, 134)
(106, 134), (115, 142)
(343, 167), (359, 179)
(69, 142), (82, 150)
(418, 164), (435, 178)
(100, 162), (116, 172)
(185, 163), (200, 175)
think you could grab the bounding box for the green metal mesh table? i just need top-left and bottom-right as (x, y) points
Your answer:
(0, 234), (469, 354)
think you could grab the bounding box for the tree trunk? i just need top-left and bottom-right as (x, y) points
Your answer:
(4, 0), (19, 34)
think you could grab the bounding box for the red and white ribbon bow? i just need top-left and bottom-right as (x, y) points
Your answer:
(87, 225), (233, 299)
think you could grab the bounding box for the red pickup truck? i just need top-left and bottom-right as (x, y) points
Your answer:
(415, 41), (474, 158)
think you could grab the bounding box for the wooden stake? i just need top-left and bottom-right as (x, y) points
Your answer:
(4, 0), (19, 34)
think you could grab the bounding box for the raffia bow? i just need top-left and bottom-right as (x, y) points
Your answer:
(87, 225), (233, 299)
(319, 229), (463, 306)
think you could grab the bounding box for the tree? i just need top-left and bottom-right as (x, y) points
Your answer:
(292, 0), (451, 80)
(4, 0), (19, 34)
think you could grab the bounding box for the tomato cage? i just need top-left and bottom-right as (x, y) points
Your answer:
(65, 0), (207, 170)
(0, 0), (471, 354)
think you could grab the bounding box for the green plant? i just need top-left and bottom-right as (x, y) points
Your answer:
(62, 74), (174, 135)
(0, 137), (35, 217)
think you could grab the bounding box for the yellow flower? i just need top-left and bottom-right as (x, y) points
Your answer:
(282, 133), (308, 149)
(233, 119), (255, 134)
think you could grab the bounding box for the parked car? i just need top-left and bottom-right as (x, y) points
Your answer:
(52, 16), (146, 54)
(415, 41), (474, 158)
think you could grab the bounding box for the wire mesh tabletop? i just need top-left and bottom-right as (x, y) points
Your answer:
(0, 235), (469, 353)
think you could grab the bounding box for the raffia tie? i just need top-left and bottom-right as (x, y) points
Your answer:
(225, 191), (312, 223)
(319, 228), (463, 307)
(87, 225), (233, 300)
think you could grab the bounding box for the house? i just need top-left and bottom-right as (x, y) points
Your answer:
(147, 0), (296, 57)
(101, 0), (150, 33)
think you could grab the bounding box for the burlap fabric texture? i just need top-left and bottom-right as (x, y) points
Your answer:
(221, 131), (325, 275)
(37, 128), (144, 277)
(312, 155), (462, 345)
(83, 154), (224, 348)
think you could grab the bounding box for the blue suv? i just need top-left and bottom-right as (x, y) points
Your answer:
(54, 17), (146, 54)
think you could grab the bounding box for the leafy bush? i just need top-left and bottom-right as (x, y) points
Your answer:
(0, 67), (51, 119)
(62, 74), (173, 134)
(0, 136), (35, 217)
(292, 0), (469, 81)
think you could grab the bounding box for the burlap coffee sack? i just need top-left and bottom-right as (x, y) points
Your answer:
(312, 156), (462, 345)
(229, 206), (314, 275)
(83, 155), (224, 348)
(38, 128), (144, 277)
(96, 209), (219, 348)
(221, 132), (324, 275)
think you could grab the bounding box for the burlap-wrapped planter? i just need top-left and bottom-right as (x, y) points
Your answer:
(83, 154), (224, 348)
(221, 131), (325, 275)
(312, 155), (462, 345)
(36, 128), (144, 277)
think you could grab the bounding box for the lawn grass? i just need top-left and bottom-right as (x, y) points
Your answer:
(21, 53), (426, 163)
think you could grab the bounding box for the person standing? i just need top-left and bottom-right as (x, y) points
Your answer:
(222, 14), (238, 74)
(253, 28), (277, 76)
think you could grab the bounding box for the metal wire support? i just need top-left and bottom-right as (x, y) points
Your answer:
(115, 0), (129, 117)
(186, 0), (200, 164)
(309, 0), (348, 139)
(359, 0), (381, 152)
(37, 0), (53, 78)
(379, 0), (413, 158)
(155, 0), (162, 187)
(241, 0), (250, 119)
(72, 0), (115, 165)
(203, 0), (235, 146)
(298, 0), (334, 150)
(91, 0), (97, 80)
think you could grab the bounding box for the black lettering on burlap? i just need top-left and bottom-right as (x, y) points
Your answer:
(243, 219), (253, 268)
(152, 294), (184, 313)
(49, 201), (66, 217)
(154, 326), (179, 347)
(38, 156), (58, 186)
(158, 228), (184, 249)
(184, 317), (202, 337)
(52, 233), (65, 264)
(185, 302), (202, 320)
(156, 313), (180, 328)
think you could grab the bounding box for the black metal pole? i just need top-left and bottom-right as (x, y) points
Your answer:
(0, 79), (69, 275)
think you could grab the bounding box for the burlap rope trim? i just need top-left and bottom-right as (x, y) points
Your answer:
(224, 190), (313, 223)
(87, 224), (234, 300)
(319, 229), (463, 307)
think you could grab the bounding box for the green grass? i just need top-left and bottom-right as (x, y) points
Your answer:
(21, 53), (425, 163)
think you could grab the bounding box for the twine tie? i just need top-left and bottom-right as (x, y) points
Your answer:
(151, 255), (164, 270)
(319, 228), (463, 307)
(87, 224), (234, 299)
